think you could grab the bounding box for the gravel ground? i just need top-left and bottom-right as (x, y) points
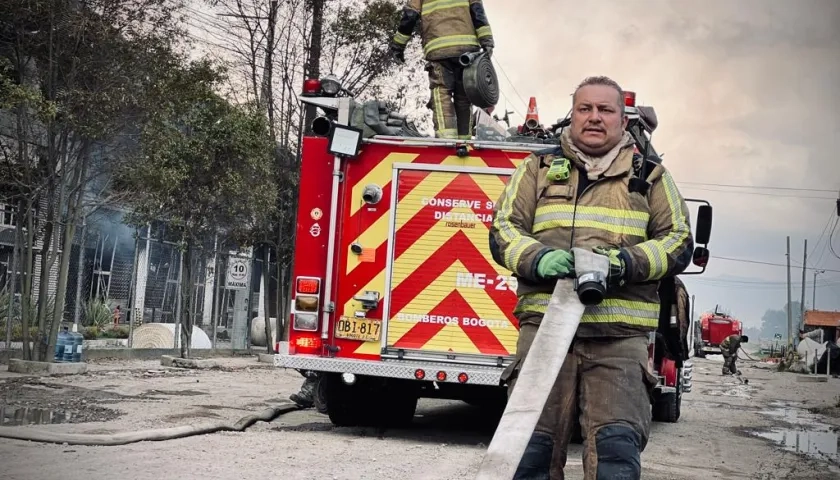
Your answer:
(0, 354), (838, 479)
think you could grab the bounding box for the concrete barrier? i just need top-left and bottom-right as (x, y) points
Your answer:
(8, 359), (88, 376)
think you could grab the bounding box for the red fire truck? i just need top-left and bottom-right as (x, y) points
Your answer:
(273, 76), (713, 427)
(695, 307), (743, 357)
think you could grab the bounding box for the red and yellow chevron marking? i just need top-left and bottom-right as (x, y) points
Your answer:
(386, 171), (519, 356)
(334, 143), (530, 357)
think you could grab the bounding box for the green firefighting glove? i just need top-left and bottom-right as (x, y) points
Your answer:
(536, 249), (575, 280)
(592, 246), (626, 288)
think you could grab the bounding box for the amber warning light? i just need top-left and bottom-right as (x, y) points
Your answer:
(296, 277), (321, 295)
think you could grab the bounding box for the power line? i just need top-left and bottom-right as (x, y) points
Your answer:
(689, 279), (840, 290)
(809, 209), (836, 256)
(711, 255), (840, 273)
(677, 181), (836, 193)
(690, 275), (840, 286)
(829, 218), (840, 261)
(678, 185), (836, 200)
(491, 57), (528, 114)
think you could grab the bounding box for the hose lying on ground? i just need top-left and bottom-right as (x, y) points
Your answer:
(739, 347), (760, 361)
(0, 403), (301, 446)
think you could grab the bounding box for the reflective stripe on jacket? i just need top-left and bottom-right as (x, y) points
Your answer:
(489, 133), (694, 338)
(393, 0), (494, 61)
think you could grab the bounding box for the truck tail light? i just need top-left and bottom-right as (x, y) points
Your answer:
(302, 78), (322, 96)
(291, 335), (322, 354)
(293, 312), (318, 331)
(293, 276), (322, 332)
(296, 277), (321, 295)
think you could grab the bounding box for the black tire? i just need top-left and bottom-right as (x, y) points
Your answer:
(321, 374), (418, 428)
(321, 374), (363, 427)
(313, 376), (329, 415)
(652, 389), (680, 423)
(382, 393), (418, 428)
(675, 391), (682, 421)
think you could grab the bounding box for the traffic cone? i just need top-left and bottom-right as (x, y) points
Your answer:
(524, 97), (539, 129)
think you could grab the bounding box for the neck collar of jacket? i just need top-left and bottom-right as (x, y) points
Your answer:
(560, 129), (636, 180)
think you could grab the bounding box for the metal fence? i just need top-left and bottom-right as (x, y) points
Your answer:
(2, 212), (289, 353)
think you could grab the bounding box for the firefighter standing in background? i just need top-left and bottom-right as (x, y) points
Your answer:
(389, 0), (495, 139)
(720, 333), (749, 375)
(490, 76), (694, 479)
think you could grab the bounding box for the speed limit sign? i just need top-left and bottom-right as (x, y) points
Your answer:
(225, 257), (250, 290)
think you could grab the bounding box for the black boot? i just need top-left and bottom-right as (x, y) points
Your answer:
(290, 375), (317, 408)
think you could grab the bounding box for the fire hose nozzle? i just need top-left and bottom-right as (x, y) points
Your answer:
(571, 247), (611, 306)
(459, 51), (482, 67)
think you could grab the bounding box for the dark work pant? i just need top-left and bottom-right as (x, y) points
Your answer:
(505, 322), (657, 480)
(426, 58), (473, 139)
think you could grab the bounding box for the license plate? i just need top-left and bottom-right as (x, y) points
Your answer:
(335, 316), (381, 342)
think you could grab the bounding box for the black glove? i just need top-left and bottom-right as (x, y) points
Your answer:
(592, 246), (627, 288)
(483, 46), (493, 58)
(389, 44), (405, 64)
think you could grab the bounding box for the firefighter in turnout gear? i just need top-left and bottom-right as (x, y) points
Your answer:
(489, 76), (694, 479)
(720, 334), (748, 375)
(390, 0), (495, 139)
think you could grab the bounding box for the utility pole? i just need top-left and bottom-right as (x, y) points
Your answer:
(813, 269), (825, 309)
(799, 239), (807, 336)
(786, 236), (792, 351)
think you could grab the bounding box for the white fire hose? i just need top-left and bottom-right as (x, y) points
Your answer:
(475, 248), (608, 480)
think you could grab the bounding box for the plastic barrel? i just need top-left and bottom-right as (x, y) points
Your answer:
(61, 329), (75, 362)
(71, 331), (84, 362)
(55, 329), (70, 363)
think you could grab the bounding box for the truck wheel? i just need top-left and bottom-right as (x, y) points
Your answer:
(313, 376), (329, 415)
(321, 373), (364, 427)
(381, 392), (418, 428)
(675, 391), (682, 420)
(652, 390), (680, 423)
(321, 374), (418, 428)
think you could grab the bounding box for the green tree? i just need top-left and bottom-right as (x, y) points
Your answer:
(760, 302), (802, 340)
(118, 63), (277, 358)
(0, 0), (186, 361)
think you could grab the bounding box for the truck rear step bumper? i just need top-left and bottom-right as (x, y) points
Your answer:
(273, 354), (506, 386)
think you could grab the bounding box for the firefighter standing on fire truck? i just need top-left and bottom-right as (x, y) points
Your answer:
(489, 76), (694, 480)
(389, 0), (495, 139)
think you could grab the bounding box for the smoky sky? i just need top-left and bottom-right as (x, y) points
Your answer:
(485, 0), (840, 326)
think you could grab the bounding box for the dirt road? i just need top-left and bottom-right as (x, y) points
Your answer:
(1, 354), (838, 479)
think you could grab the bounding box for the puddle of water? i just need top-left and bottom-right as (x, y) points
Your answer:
(749, 402), (840, 464)
(0, 406), (73, 426)
(754, 429), (839, 464)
